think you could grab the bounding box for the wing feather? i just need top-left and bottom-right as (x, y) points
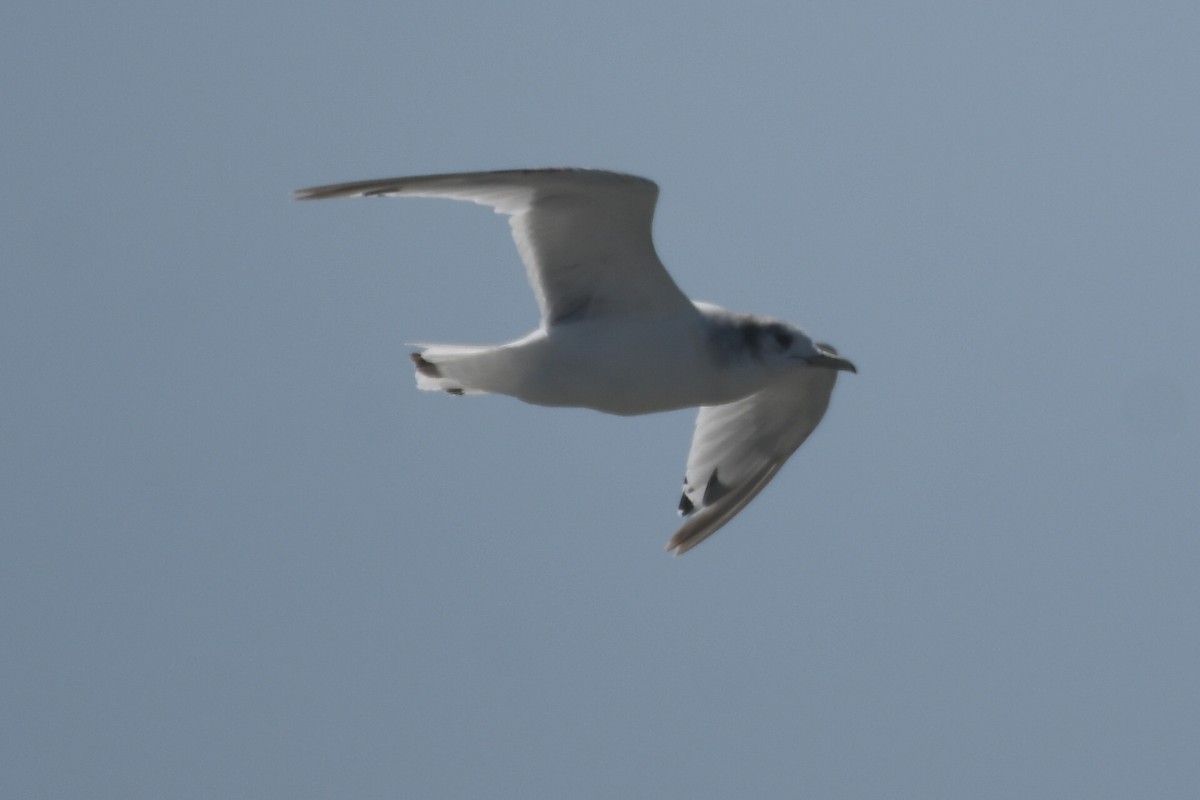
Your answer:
(667, 367), (841, 555)
(295, 168), (693, 325)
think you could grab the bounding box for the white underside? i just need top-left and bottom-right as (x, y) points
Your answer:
(413, 308), (771, 416)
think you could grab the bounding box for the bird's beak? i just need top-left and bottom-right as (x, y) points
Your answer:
(807, 353), (858, 373)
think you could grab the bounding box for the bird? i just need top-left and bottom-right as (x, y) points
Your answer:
(295, 168), (856, 555)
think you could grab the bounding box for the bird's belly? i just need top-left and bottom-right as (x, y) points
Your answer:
(508, 319), (762, 415)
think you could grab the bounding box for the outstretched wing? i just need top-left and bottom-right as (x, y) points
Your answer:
(295, 168), (694, 326)
(668, 366), (842, 555)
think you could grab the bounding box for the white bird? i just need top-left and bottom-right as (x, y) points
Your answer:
(295, 168), (856, 555)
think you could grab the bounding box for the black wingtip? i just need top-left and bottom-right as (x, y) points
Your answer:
(702, 469), (727, 506)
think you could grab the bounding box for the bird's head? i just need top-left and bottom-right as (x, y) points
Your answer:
(754, 323), (857, 374)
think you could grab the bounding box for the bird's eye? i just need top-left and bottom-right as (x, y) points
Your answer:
(774, 331), (793, 349)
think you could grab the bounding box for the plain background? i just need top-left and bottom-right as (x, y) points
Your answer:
(4, 1), (1198, 797)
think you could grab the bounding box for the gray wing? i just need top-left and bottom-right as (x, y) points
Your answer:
(295, 168), (694, 326)
(667, 367), (841, 556)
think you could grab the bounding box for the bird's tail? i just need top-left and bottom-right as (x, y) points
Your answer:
(408, 344), (496, 396)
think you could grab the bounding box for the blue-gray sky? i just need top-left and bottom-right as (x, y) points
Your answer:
(4, 1), (1199, 797)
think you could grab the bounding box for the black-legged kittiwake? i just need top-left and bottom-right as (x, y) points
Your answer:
(295, 168), (856, 555)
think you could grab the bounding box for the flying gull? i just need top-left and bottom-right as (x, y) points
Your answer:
(295, 168), (856, 555)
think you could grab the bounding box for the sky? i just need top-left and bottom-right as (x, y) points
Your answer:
(3, 1), (1199, 797)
